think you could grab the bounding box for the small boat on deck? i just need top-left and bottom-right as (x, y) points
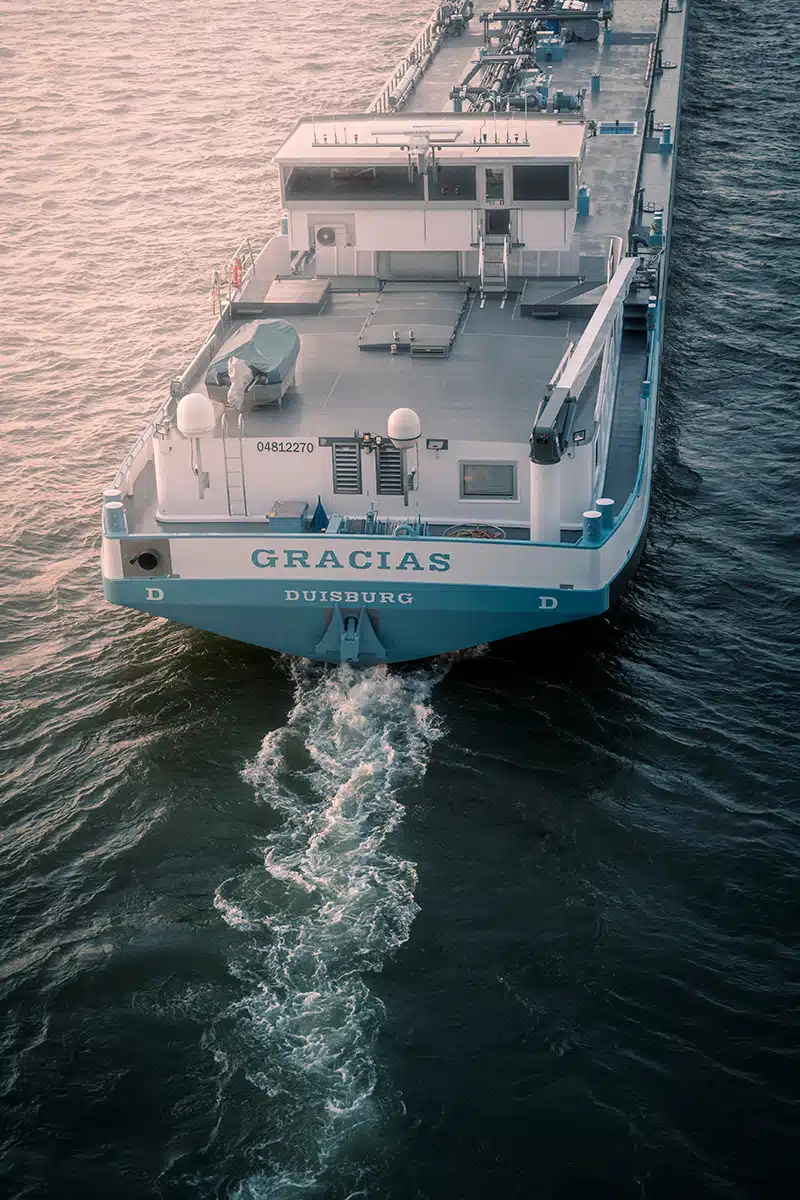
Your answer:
(101, 0), (689, 664)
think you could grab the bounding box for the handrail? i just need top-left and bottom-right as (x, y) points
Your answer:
(548, 341), (574, 389)
(369, 6), (443, 113)
(368, 3), (475, 113)
(221, 410), (233, 517)
(237, 412), (249, 517)
(211, 237), (259, 314)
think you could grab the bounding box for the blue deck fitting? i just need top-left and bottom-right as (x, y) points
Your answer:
(596, 497), (615, 531)
(591, 73), (601, 94)
(660, 123), (673, 154)
(577, 184), (591, 217)
(103, 501), (128, 536)
(648, 211), (664, 248)
(647, 297), (658, 331)
(582, 510), (603, 545)
(536, 35), (565, 65)
(603, 27), (613, 45)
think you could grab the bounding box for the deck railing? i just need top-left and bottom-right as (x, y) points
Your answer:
(368, 2), (475, 113)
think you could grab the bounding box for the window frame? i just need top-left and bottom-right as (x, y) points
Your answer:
(512, 163), (572, 203)
(459, 460), (519, 502)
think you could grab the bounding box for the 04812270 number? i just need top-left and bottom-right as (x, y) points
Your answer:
(256, 441), (314, 453)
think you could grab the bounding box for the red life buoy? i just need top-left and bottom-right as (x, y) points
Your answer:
(231, 256), (243, 289)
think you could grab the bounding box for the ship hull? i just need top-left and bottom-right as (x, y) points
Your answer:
(104, 575), (610, 662)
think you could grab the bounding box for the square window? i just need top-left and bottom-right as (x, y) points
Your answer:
(460, 462), (517, 500)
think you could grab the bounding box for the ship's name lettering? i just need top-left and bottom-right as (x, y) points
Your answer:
(251, 548), (450, 573)
(285, 590), (413, 605)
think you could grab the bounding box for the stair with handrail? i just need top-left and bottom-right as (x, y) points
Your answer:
(479, 233), (510, 302)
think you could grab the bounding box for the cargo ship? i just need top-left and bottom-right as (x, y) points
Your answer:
(102, 0), (688, 663)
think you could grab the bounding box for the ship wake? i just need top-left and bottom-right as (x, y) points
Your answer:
(214, 659), (445, 1199)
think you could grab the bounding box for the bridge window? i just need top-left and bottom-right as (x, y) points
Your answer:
(512, 164), (571, 201)
(460, 461), (517, 500)
(285, 164), (424, 201)
(429, 164), (477, 201)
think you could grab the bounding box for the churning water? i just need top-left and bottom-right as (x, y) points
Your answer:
(2, 1), (799, 1198)
(215, 663), (444, 1199)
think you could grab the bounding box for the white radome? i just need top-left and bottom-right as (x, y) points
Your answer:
(176, 392), (217, 438)
(387, 407), (422, 449)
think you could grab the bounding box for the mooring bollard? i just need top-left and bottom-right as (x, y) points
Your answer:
(596, 497), (615, 531)
(103, 501), (128, 536)
(583, 510), (603, 544)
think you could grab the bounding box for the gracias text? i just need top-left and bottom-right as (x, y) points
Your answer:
(251, 548), (451, 572)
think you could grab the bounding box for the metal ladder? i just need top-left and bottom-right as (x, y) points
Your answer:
(222, 411), (248, 517)
(479, 233), (510, 303)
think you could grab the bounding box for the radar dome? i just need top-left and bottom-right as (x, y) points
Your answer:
(176, 392), (217, 438)
(388, 407), (422, 450)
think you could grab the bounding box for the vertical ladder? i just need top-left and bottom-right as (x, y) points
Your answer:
(479, 233), (510, 303)
(222, 411), (248, 517)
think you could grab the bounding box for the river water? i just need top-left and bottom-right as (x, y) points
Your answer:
(1, 2), (798, 1197)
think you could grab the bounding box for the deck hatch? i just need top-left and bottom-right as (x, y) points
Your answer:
(375, 443), (405, 495)
(331, 441), (363, 494)
(597, 121), (639, 135)
(358, 284), (468, 358)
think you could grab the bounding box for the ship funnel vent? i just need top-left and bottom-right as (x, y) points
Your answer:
(375, 442), (405, 495)
(332, 441), (363, 494)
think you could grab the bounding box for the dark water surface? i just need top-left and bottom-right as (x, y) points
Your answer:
(1, 2), (798, 1197)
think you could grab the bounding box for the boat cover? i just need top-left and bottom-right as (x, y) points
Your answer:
(205, 319), (300, 387)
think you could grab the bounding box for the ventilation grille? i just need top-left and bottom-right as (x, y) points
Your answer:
(332, 441), (362, 494)
(375, 443), (405, 495)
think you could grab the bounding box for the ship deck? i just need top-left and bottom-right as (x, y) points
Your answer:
(220, 287), (591, 444)
(403, 0), (664, 252)
(117, 0), (687, 542)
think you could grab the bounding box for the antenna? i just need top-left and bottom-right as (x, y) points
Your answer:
(333, 116), (339, 144)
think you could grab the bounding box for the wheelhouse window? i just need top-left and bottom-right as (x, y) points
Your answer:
(429, 164), (477, 201)
(512, 164), (570, 201)
(460, 462), (517, 500)
(284, 164), (424, 201)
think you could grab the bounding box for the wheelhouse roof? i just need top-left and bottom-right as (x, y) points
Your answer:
(274, 112), (586, 167)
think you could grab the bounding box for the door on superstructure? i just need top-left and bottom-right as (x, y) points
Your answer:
(484, 168), (506, 203)
(485, 208), (511, 236)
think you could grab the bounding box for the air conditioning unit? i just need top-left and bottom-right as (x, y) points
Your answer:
(315, 224), (351, 248)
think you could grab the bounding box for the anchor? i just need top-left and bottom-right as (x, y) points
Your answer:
(314, 604), (388, 664)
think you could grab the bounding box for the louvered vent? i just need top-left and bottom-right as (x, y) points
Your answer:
(331, 441), (362, 494)
(375, 442), (405, 495)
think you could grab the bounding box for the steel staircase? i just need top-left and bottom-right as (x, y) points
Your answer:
(479, 233), (510, 302)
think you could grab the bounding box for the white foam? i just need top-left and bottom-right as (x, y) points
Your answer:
(217, 660), (445, 1197)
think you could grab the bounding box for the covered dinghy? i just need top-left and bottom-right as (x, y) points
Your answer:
(205, 319), (300, 407)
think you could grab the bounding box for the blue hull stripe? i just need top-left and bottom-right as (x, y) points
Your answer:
(105, 576), (609, 661)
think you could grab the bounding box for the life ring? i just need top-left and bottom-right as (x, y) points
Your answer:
(393, 523), (414, 537)
(231, 256), (243, 289)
